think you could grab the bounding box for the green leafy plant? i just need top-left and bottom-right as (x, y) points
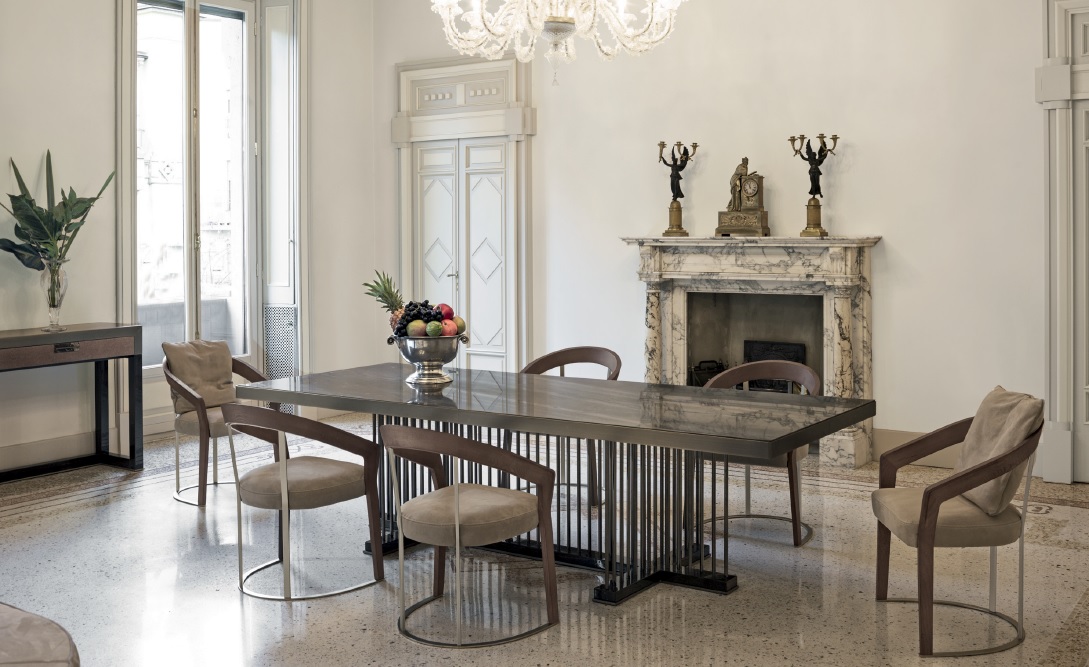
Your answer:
(0, 151), (114, 270)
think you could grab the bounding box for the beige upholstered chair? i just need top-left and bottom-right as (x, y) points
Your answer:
(0, 602), (79, 666)
(221, 403), (384, 601)
(381, 425), (559, 647)
(513, 346), (622, 506)
(871, 386), (1044, 656)
(162, 340), (277, 507)
(703, 360), (821, 547)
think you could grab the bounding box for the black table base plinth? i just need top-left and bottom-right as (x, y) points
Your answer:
(594, 571), (738, 605)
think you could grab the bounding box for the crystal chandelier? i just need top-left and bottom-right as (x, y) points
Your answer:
(430, 0), (689, 65)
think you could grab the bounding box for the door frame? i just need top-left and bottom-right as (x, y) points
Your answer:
(393, 54), (536, 371)
(1039, 0), (1089, 482)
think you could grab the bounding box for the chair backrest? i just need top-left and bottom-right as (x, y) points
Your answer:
(221, 403), (381, 467)
(380, 425), (556, 492)
(520, 346), (622, 380)
(162, 340), (235, 413)
(703, 359), (821, 396)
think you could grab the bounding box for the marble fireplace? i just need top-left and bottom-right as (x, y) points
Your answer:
(623, 236), (881, 467)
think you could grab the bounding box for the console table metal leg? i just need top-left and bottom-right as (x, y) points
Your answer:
(94, 360), (109, 458)
(128, 354), (143, 468)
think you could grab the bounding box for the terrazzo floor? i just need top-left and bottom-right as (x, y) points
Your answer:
(1, 414), (1088, 666)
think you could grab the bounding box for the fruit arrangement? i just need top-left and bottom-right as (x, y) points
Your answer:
(363, 271), (467, 338)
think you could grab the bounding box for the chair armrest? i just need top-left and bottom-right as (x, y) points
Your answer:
(230, 358), (282, 412)
(879, 417), (973, 488)
(162, 358), (207, 414)
(231, 357), (268, 384)
(387, 448), (448, 491)
(917, 426), (1042, 544)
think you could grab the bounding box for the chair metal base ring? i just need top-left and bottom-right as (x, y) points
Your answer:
(239, 557), (379, 601)
(172, 480), (236, 507)
(704, 513), (814, 546)
(882, 597), (1024, 657)
(396, 594), (556, 648)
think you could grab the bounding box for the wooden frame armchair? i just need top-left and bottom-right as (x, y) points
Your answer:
(222, 403), (384, 601)
(381, 424), (559, 648)
(873, 417), (1042, 656)
(511, 346), (622, 507)
(703, 360), (821, 547)
(162, 345), (279, 507)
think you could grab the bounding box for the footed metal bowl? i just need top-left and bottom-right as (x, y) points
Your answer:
(388, 334), (469, 386)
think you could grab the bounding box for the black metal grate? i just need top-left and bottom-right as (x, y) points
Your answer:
(743, 340), (805, 393)
(263, 305), (297, 413)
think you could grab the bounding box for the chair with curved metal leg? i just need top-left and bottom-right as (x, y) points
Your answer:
(222, 403), (384, 600)
(513, 346), (621, 506)
(162, 340), (278, 507)
(703, 360), (820, 547)
(381, 424), (558, 648)
(872, 386), (1044, 656)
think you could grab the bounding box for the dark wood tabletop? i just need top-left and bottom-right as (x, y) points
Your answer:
(237, 363), (875, 459)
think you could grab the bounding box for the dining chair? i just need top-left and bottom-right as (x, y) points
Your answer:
(703, 359), (821, 547)
(871, 386), (1043, 656)
(513, 346), (622, 506)
(381, 424), (559, 647)
(221, 403), (384, 600)
(162, 340), (279, 507)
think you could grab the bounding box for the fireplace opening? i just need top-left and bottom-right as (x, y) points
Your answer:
(686, 292), (823, 388)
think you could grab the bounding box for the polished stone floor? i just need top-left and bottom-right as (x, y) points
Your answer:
(1, 415), (1088, 666)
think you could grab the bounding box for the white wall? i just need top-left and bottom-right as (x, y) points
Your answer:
(0, 1), (118, 466)
(370, 0), (1046, 435)
(305, 0), (385, 374)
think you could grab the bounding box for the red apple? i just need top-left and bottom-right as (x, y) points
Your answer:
(441, 319), (458, 336)
(437, 303), (455, 320)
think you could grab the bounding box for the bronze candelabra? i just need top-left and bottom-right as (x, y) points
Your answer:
(658, 140), (698, 237)
(788, 133), (839, 238)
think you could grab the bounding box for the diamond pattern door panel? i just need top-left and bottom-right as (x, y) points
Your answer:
(416, 143), (458, 313)
(462, 140), (507, 373)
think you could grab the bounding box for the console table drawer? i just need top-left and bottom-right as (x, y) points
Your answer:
(0, 336), (135, 370)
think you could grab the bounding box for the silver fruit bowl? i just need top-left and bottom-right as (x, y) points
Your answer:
(388, 334), (469, 386)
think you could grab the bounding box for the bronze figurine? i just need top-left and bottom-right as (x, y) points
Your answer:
(659, 140), (698, 200)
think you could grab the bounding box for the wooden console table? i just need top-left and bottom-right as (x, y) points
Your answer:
(0, 323), (142, 482)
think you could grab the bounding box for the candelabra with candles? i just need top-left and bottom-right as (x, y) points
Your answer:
(788, 133), (839, 238)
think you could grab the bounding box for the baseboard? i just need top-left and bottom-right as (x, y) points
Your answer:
(143, 407), (176, 437)
(0, 429), (118, 473)
(872, 428), (960, 469)
(1039, 421), (1073, 484)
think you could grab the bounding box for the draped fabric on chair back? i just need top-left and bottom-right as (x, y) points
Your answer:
(703, 359), (821, 397)
(955, 386), (1045, 516)
(520, 346), (622, 380)
(162, 340), (235, 414)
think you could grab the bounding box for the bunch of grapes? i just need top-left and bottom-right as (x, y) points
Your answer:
(392, 300), (443, 336)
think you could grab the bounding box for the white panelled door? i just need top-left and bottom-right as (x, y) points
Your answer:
(413, 138), (515, 373)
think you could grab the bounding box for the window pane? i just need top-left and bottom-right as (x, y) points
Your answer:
(199, 8), (248, 354)
(136, 2), (186, 362)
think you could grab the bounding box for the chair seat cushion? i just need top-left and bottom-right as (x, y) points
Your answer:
(238, 457), (366, 510)
(175, 407), (231, 438)
(0, 602), (80, 666)
(871, 487), (1023, 548)
(400, 484), (539, 548)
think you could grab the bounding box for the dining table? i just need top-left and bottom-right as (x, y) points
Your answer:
(236, 362), (876, 604)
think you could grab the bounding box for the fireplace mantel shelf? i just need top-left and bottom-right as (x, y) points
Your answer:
(626, 234), (878, 468)
(622, 236), (881, 248)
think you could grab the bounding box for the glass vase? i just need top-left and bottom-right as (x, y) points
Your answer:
(39, 258), (68, 332)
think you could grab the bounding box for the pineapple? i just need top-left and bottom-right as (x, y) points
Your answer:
(363, 271), (404, 331)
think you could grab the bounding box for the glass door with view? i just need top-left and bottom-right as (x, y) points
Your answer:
(136, 0), (255, 364)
